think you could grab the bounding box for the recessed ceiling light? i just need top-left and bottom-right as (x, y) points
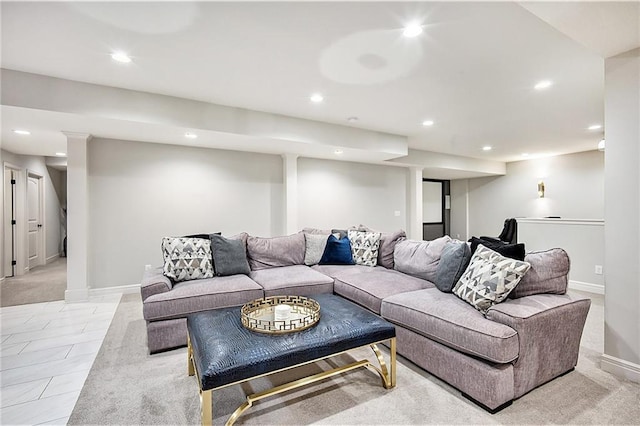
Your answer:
(598, 139), (606, 151)
(422, 120), (434, 127)
(347, 116), (358, 123)
(55, 152), (67, 157)
(334, 149), (343, 155)
(310, 93), (324, 103)
(403, 23), (423, 38)
(521, 153), (530, 157)
(534, 80), (552, 90)
(588, 124), (602, 130)
(185, 132), (197, 139)
(111, 51), (132, 63)
(482, 146), (492, 151)
(13, 129), (30, 135)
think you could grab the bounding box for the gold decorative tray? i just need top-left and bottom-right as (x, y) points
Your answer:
(241, 295), (321, 334)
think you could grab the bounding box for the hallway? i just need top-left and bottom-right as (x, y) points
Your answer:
(0, 258), (67, 307)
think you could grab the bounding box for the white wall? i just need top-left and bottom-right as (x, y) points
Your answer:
(450, 149), (605, 289)
(451, 150), (604, 238)
(87, 138), (283, 288)
(603, 48), (640, 378)
(297, 158), (406, 232)
(1, 149), (64, 271)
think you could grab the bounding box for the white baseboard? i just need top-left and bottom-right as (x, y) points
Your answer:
(88, 283), (140, 297)
(568, 280), (604, 295)
(65, 288), (90, 303)
(601, 354), (640, 384)
(46, 253), (60, 264)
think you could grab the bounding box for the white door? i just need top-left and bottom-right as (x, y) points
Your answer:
(27, 174), (43, 269)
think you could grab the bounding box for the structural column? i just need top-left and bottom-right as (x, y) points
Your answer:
(282, 154), (298, 235)
(407, 167), (423, 240)
(65, 132), (91, 302)
(603, 48), (640, 383)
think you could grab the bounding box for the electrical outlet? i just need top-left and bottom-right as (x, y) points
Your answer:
(595, 265), (603, 275)
(394, 210), (401, 217)
(145, 264), (152, 271)
(456, 234), (461, 239)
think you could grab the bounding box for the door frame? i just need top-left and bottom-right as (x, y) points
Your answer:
(3, 162), (27, 277)
(27, 170), (46, 270)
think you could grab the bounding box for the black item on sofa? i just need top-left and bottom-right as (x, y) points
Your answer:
(209, 234), (251, 276)
(490, 218), (517, 243)
(183, 232), (222, 240)
(469, 237), (526, 261)
(319, 234), (355, 265)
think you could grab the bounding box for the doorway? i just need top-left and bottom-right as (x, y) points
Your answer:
(422, 179), (451, 240)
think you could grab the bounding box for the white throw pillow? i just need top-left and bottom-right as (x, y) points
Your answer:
(347, 230), (381, 267)
(162, 237), (214, 282)
(453, 244), (531, 313)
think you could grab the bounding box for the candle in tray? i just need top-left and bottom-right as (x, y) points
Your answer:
(274, 304), (292, 321)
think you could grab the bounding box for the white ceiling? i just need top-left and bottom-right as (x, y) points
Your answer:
(1, 1), (637, 167)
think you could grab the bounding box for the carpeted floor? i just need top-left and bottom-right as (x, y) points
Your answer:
(69, 291), (640, 425)
(0, 257), (67, 307)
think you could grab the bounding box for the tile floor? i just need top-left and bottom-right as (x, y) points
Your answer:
(0, 294), (122, 425)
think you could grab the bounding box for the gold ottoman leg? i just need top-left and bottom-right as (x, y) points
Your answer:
(200, 388), (212, 426)
(188, 334), (195, 376)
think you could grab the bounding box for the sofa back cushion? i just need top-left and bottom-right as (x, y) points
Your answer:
(161, 237), (214, 282)
(247, 233), (305, 270)
(435, 240), (472, 292)
(393, 236), (451, 282)
(508, 248), (570, 298)
(378, 230), (406, 269)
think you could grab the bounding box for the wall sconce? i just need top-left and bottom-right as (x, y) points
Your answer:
(537, 181), (545, 198)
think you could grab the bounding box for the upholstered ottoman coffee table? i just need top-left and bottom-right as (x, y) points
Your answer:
(187, 293), (396, 425)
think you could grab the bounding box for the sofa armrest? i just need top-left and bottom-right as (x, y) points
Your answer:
(486, 293), (591, 398)
(141, 267), (172, 301)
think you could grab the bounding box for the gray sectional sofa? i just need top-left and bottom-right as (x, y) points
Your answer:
(140, 230), (591, 412)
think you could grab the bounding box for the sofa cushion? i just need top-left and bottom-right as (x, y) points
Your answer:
(393, 236), (451, 282)
(435, 240), (472, 293)
(210, 234), (251, 276)
(143, 275), (263, 321)
(249, 265), (334, 297)
(381, 288), (519, 364)
(311, 264), (370, 277)
(304, 233), (329, 266)
(470, 237), (526, 261)
(161, 237), (214, 282)
(378, 229), (406, 269)
(334, 267), (433, 314)
(247, 233), (305, 270)
(347, 229), (381, 267)
(509, 248), (570, 298)
(453, 245), (531, 313)
(319, 234), (354, 265)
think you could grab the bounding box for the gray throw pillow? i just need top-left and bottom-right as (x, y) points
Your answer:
(435, 241), (472, 292)
(508, 248), (570, 298)
(210, 234), (251, 276)
(304, 233), (329, 266)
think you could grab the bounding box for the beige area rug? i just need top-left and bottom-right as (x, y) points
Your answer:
(0, 257), (67, 307)
(69, 292), (640, 425)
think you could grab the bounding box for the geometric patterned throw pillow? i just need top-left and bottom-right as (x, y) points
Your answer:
(161, 237), (214, 282)
(347, 230), (382, 267)
(453, 244), (531, 313)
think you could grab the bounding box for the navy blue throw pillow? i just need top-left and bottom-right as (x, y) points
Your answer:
(319, 235), (354, 265)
